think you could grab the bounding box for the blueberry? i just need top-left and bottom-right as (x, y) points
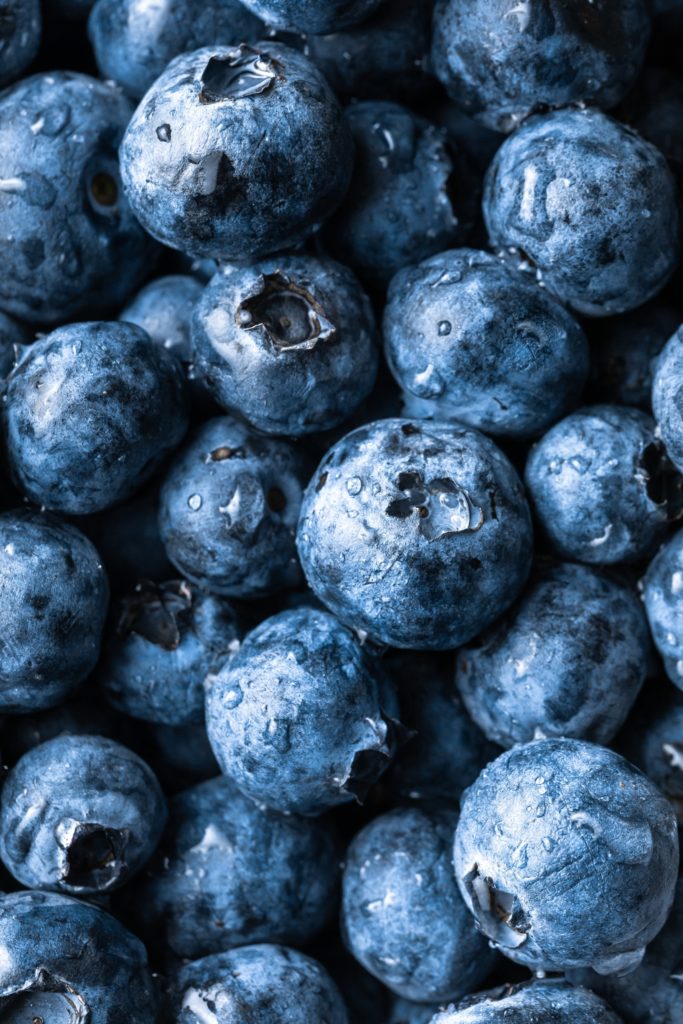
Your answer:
(237, 0), (380, 32)
(121, 274), (204, 367)
(342, 806), (496, 1003)
(132, 774), (339, 958)
(305, 0), (435, 104)
(99, 580), (240, 726)
(0, 72), (156, 324)
(0, 734), (167, 894)
(143, 720), (220, 795)
(0, 310), (28, 379)
(454, 739), (679, 973)
(588, 301), (681, 410)
(2, 321), (189, 515)
(0, 510), (108, 714)
(192, 254), (379, 436)
(322, 102), (474, 291)
(205, 607), (405, 815)
(432, 0), (650, 133)
(619, 66), (683, 186)
(387, 998), (441, 1024)
(456, 562), (650, 748)
(653, 325), (683, 474)
(430, 979), (623, 1023)
(525, 405), (682, 565)
(120, 42), (353, 260)
(0, 890), (159, 1023)
(0, 0), (41, 88)
(172, 944), (348, 1023)
(2, 696), (122, 765)
(383, 248), (589, 439)
(642, 527), (683, 688)
(89, 0), (263, 99)
(483, 108), (680, 316)
(159, 416), (308, 598)
(621, 685), (683, 822)
(297, 418), (533, 649)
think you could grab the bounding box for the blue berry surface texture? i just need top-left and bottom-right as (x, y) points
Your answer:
(642, 527), (683, 689)
(120, 42), (353, 259)
(0, 0), (41, 88)
(2, 320), (189, 515)
(484, 107), (680, 316)
(454, 739), (679, 974)
(192, 254), (378, 436)
(297, 418), (533, 649)
(120, 273), (204, 366)
(0, 734), (167, 894)
(430, 979), (624, 1023)
(652, 325), (683, 473)
(621, 686), (683, 822)
(205, 607), (405, 815)
(383, 248), (589, 438)
(238, 0), (380, 32)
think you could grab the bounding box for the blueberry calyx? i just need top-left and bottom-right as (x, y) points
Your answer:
(464, 864), (530, 949)
(341, 713), (414, 803)
(58, 820), (130, 891)
(238, 272), (336, 352)
(638, 440), (683, 521)
(199, 47), (283, 104)
(117, 580), (194, 651)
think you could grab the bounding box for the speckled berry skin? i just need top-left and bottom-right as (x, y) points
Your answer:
(384, 249), (589, 439)
(621, 686), (683, 822)
(173, 944), (348, 1024)
(132, 774), (339, 959)
(89, 0), (263, 99)
(342, 806), (496, 1003)
(120, 42), (353, 260)
(0, 734), (167, 895)
(238, 0), (379, 32)
(0, 890), (159, 1024)
(323, 102), (473, 292)
(653, 326), (683, 474)
(99, 580), (240, 726)
(0, 511), (108, 714)
(159, 416), (308, 598)
(642, 528), (683, 689)
(454, 739), (679, 974)
(2, 321), (189, 515)
(193, 254), (378, 436)
(483, 108), (680, 317)
(456, 562), (650, 748)
(297, 418), (533, 649)
(431, 0), (650, 133)
(0, 0), (41, 88)
(206, 607), (404, 815)
(525, 405), (681, 565)
(121, 274), (204, 366)
(571, 875), (683, 1024)
(430, 979), (624, 1024)
(305, 0), (435, 103)
(0, 72), (156, 325)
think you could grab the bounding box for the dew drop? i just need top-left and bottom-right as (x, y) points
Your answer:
(188, 494), (202, 511)
(346, 477), (363, 496)
(438, 320), (452, 337)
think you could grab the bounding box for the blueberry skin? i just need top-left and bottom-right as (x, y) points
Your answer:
(430, 979), (623, 1024)
(89, 0), (263, 100)
(525, 405), (681, 565)
(457, 562), (650, 748)
(642, 527), (683, 688)
(159, 416), (307, 598)
(483, 108), (680, 317)
(0, 511), (108, 714)
(297, 418), (533, 649)
(342, 806), (496, 1003)
(0, 1), (40, 88)
(121, 274), (204, 366)
(133, 774), (339, 958)
(2, 696), (121, 765)
(0, 311), (28, 379)
(454, 738), (679, 973)
(205, 607), (404, 815)
(0, 734), (167, 895)
(238, 0), (380, 32)
(0, 890), (159, 1023)
(99, 580), (240, 726)
(621, 687), (683, 821)
(570, 875), (683, 1024)
(588, 301), (681, 410)
(305, 0), (435, 103)
(387, 651), (498, 804)
(3, 321), (189, 515)
(173, 944), (348, 1023)
(322, 102), (473, 292)
(384, 249), (589, 439)
(653, 326), (683, 474)
(192, 254), (378, 436)
(431, 0), (650, 134)
(143, 719), (220, 794)
(0, 72), (156, 325)
(120, 43), (353, 260)
(388, 999), (441, 1024)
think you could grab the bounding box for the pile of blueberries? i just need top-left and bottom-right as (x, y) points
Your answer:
(2, 0), (683, 1021)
